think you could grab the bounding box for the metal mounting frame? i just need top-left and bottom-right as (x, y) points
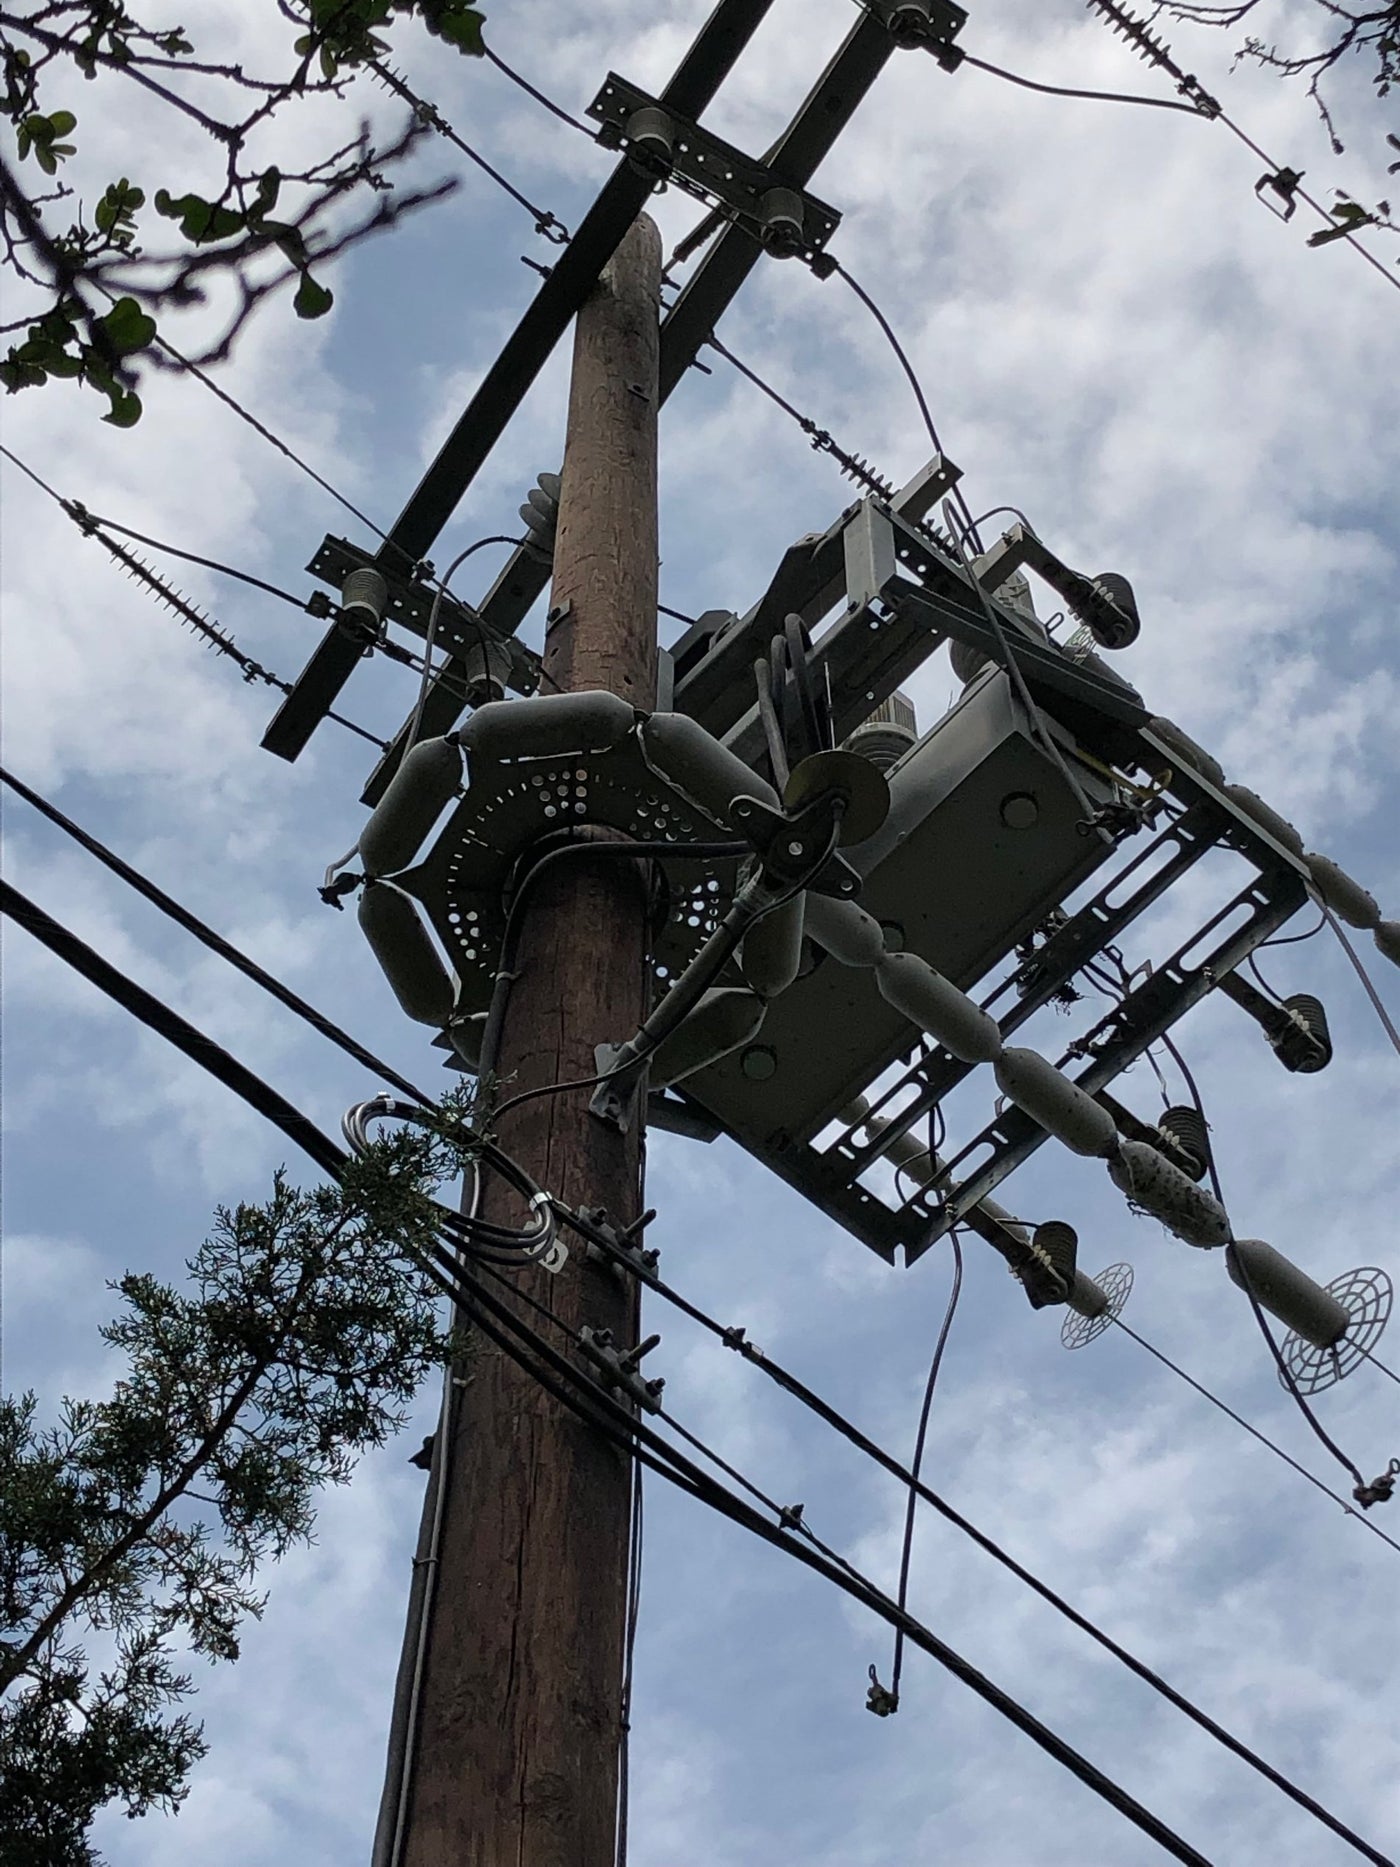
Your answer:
(668, 781), (1313, 1263)
(587, 73), (842, 264)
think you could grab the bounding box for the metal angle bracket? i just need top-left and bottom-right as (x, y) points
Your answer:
(586, 73), (842, 265)
(307, 536), (541, 696)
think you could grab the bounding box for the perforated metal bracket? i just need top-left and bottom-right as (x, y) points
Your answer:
(586, 74), (841, 264)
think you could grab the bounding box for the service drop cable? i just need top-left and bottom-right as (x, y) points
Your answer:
(876, 1230), (964, 1715)
(8, 872), (1390, 1864)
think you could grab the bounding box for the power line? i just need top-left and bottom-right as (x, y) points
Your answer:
(1083, 0), (1400, 298)
(0, 765), (431, 1107)
(370, 60), (572, 243)
(8, 876), (1392, 1863)
(1112, 1315), (1400, 1561)
(482, 43), (597, 138)
(962, 50), (1209, 115)
(705, 335), (898, 501)
(1313, 896), (1400, 1060)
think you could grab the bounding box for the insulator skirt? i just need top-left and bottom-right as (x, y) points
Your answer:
(741, 895), (806, 998)
(358, 737), (463, 877)
(1108, 1140), (1231, 1248)
(1305, 853), (1381, 930)
(462, 690), (636, 762)
(1222, 784), (1305, 856)
(804, 895), (886, 969)
(1146, 717), (1225, 788)
(640, 711), (778, 824)
(1227, 1239), (1350, 1349)
(877, 952), (1003, 1063)
(358, 882), (456, 1027)
(994, 1049), (1118, 1157)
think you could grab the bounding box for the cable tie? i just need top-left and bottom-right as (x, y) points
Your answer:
(866, 1663), (899, 1717)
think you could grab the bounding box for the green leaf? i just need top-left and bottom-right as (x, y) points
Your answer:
(293, 273), (334, 319)
(436, 7), (486, 54)
(101, 386), (143, 427)
(153, 190), (243, 244)
(47, 110), (77, 136)
(99, 297), (157, 357)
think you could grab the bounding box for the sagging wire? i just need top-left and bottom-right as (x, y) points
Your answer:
(407, 533), (524, 749)
(482, 43), (597, 138)
(960, 49), (1208, 116)
(1310, 895), (1400, 1061)
(456, 1223), (1391, 1867)
(868, 1230), (964, 1718)
(371, 60), (572, 243)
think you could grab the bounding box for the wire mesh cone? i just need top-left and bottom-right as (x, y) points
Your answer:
(1278, 1267), (1392, 1395)
(1061, 1262), (1134, 1351)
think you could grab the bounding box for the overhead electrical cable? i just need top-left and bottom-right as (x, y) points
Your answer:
(436, 1264), (1220, 1867)
(6, 883), (1392, 1863)
(961, 50), (1209, 114)
(705, 335), (898, 500)
(370, 59), (572, 242)
(0, 766), (431, 1106)
(1312, 897), (1400, 1060)
(481, 43), (598, 137)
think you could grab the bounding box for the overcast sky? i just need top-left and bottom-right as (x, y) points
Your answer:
(3, 1), (1399, 1862)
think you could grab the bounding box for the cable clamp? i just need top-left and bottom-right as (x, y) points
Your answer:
(577, 1205), (661, 1279)
(578, 1326), (665, 1412)
(1353, 1459), (1399, 1510)
(777, 1500), (805, 1531)
(866, 1663), (899, 1717)
(318, 870), (362, 910)
(1255, 166), (1304, 222)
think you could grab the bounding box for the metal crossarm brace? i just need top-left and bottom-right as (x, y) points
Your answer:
(587, 73), (842, 264)
(262, 0), (778, 763)
(359, 9), (903, 803)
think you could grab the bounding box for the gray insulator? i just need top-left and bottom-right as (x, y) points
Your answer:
(1375, 921), (1400, 968)
(358, 882), (457, 1027)
(340, 566), (389, 629)
(649, 987), (767, 1088)
(1156, 1105), (1210, 1182)
(461, 691), (636, 763)
(358, 737), (463, 877)
(1304, 853), (1381, 930)
(1108, 1140), (1231, 1248)
(994, 1048), (1118, 1158)
(1227, 1239), (1350, 1350)
(842, 719), (917, 772)
(1068, 1270), (1110, 1320)
(640, 711), (779, 823)
(877, 952), (1004, 1063)
(950, 637), (991, 686)
(1222, 784), (1305, 857)
(1073, 648), (1143, 705)
(741, 894), (806, 998)
(804, 895), (886, 969)
(1146, 717), (1226, 788)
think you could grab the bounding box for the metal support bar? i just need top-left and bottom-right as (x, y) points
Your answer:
(263, 0), (778, 764)
(359, 10), (899, 803)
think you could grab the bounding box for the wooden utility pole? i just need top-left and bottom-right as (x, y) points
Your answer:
(391, 215), (662, 1867)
